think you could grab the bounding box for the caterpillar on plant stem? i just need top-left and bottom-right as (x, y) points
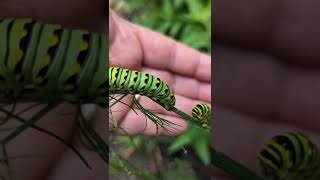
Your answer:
(108, 67), (212, 128)
(0, 18), (108, 106)
(258, 132), (320, 180)
(109, 66), (176, 111)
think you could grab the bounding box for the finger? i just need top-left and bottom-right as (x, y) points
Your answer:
(46, 151), (106, 180)
(0, 0), (107, 33)
(8, 0), (107, 31)
(215, 0), (320, 66)
(214, 0), (274, 46)
(109, 94), (134, 125)
(0, 103), (76, 180)
(0, 2), (31, 18)
(214, 45), (320, 132)
(131, 23), (211, 82)
(109, 10), (142, 69)
(141, 67), (211, 102)
(108, 92), (207, 135)
(47, 106), (107, 180)
(109, 92), (188, 135)
(115, 108), (187, 136)
(134, 94), (210, 117)
(109, 10), (211, 82)
(213, 105), (320, 176)
(109, 87), (189, 135)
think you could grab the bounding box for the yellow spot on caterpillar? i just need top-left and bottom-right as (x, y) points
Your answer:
(15, 50), (23, 63)
(80, 42), (88, 50)
(19, 30), (28, 38)
(74, 63), (81, 73)
(49, 36), (59, 46)
(24, 19), (33, 23)
(43, 55), (51, 65)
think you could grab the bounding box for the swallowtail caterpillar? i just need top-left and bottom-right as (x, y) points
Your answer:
(109, 67), (176, 111)
(192, 103), (211, 127)
(258, 132), (320, 180)
(0, 18), (108, 106)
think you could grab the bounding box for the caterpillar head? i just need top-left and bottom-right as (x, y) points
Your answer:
(192, 103), (211, 127)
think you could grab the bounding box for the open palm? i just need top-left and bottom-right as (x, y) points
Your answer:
(109, 10), (211, 136)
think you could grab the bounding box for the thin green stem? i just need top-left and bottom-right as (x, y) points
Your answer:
(172, 107), (206, 128)
(76, 106), (109, 163)
(109, 94), (129, 108)
(211, 148), (265, 180)
(0, 103), (91, 169)
(173, 107), (264, 179)
(2, 144), (15, 180)
(1, 102), (60, 145)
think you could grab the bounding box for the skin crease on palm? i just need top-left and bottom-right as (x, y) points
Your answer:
(214, 0), (320, 179)
(0, 1), (211, 180)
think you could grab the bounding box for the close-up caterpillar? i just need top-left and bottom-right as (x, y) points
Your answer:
(192, 103), (211, 127)
(0, 18), (108, 106)
(109, 66), (176, 111)
(258, 132), (320, 180)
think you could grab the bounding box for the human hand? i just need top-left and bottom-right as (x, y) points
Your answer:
(214, 0), (320, 179)
(0, 1), (107, 180)
(109, 9), (211, 136)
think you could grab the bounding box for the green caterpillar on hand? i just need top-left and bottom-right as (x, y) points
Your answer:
(109, 67), (176, 111)
(258, 132), (320, 180)
(192, 103), (211, 127)
(0, 18), (108, 105)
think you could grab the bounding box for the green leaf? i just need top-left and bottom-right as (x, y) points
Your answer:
(156, 21), (173, 34)
(193, 132), (211, 165)
(169, 122), (211, 165)
(168, 132), (192, 153)
(168, 21), (183, 38)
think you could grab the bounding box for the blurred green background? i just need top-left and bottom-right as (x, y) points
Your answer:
(111, 0), (211, 54)
(109, 0), (211, 179)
